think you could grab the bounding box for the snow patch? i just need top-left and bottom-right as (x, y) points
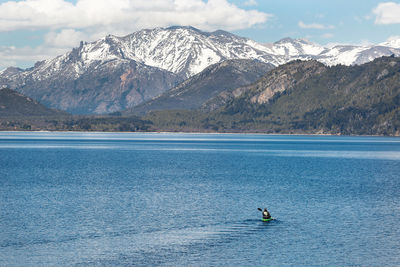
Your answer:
(2, 26), (400, 84)
(380, 36), (400, 49)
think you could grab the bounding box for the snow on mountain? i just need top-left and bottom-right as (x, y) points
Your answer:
(113, 27), (399, 76)
(318, 44), (400, 66)
(266, 38), (400, 67)
(263, 38), (325, 57)
(317, 45), (366, 66)
(1, 26), (400, 114)
(21, 26), (276, 80)
(6, 26), (400, 82)
(379, 36), (400, 49)
(120, 26), (277, 77)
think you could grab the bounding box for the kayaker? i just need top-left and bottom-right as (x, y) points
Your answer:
(258, 208), (271, 219)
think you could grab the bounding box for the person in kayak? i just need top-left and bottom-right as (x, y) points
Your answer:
(258, 208), (271, 219)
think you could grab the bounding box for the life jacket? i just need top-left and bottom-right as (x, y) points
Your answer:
(263, 210), (271, 219)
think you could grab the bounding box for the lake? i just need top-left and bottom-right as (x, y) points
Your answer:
(0, 132), (399, 266)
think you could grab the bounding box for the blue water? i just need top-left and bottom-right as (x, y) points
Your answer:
(0, 132), (399, 266)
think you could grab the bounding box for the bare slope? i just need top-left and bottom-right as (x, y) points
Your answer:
(146, 56), (400, 135)
(128, 59), (274, 115)
(0, 88), (67, 117)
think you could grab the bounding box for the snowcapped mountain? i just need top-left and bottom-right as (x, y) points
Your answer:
(262, 37), (400, 66)
(263, 38), (325, 58)
(379, 36), (400, 49)
(1, 26), (400, 114)
(76, 26), (280, 78)
(0, 44), (181, 114)
(317, 44), (400, 66)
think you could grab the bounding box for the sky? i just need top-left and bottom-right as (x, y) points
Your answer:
(0, 0), (399, 70)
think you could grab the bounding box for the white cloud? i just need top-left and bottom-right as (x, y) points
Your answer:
(380, 35), (400, 47)
(298, 21), (335, 30)
(373, 2), (400, 24)
(0, 45), (69, 70)
(0, 27), (116, 70)
(386, 35), (400, 41)
(0, 28), (101, 70)
(44, 29), (87, 48)
(0, 0), (271, 70)
(0, 0), (270, 33)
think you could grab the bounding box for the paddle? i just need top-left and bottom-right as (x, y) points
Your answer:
(257, 208), (262, 211)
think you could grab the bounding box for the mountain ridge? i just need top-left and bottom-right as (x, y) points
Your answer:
(0, 87), (68, 117)
(2, 26), (400, 76)
(128, 59), (274, 115)
(1, 26), (400, 115)
(144, 56), (400, 135)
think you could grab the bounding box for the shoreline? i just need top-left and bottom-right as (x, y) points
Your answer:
(0, 130), (398, 138)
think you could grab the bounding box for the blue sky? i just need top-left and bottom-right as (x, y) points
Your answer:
(232, 0), (399, 45)
(0, 0), (399, 69)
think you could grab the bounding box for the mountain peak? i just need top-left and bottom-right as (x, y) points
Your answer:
(2, 66), (23, 76)
(380, 36), (400, 49)
(275, 37), (295, 44)
(1, 26), (400, 115)
(274, 37), (314, 45)
(166, 25), (201, 31)
(119, 26), (275, 77)
(297, 38), (314, 44)
(211, 29), (236, 36)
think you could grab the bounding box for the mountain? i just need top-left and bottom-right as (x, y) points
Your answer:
(112, 26), (280, 78)
(380, 36), (400, 48)
(201, 59), (327, 112)
(0, 87), (151, 131)
(1, 56), (180, 114)
(103, 27), (400, 76)
(317, 44), (399, 66)
(145, 56), (400, 135)
(218, 56), (400, 135)
(1, 26), (400, 115)
(128, 59), (274, 115)
(260, 37), (400, 66)
(0, 87), (67, 117)
(0, 26), (280, 114)
(262, 38), (325, 60)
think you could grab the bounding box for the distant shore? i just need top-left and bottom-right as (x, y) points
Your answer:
(0, 130), (398, 137)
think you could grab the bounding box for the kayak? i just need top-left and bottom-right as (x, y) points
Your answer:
(262, 218), (273, 222)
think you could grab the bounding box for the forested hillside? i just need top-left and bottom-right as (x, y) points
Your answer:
(146, 56), (400, 135)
